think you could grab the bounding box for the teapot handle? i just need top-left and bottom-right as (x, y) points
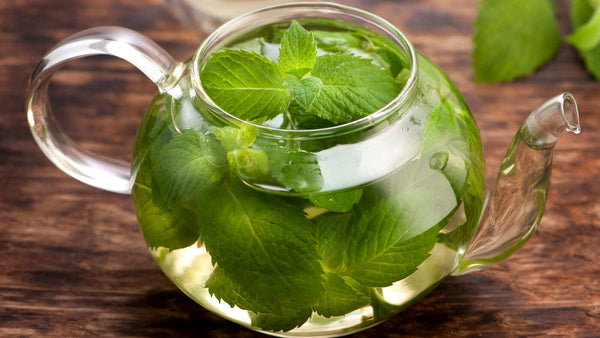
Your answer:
(26, 27), (181, 193)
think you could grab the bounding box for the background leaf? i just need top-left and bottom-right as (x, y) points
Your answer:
(566, 6), (600, 50)
(569, 0), (600, 80)
(473, 0), (561, 82)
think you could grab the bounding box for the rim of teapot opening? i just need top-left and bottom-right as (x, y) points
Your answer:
(190, 1), (418, 139)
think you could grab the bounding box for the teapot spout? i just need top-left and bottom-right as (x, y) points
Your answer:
(453, 93), (580, 275)
(520, 92), (581, 148)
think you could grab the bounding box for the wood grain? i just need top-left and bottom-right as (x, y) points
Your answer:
(1, 0), (599, 336)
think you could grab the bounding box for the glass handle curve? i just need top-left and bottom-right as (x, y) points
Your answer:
(26, 26), (179, 194)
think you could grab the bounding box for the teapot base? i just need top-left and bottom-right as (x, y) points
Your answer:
(150, 240), (458, 337)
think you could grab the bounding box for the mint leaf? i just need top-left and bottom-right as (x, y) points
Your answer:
(210, 125), (269, 180)
(315, 213), (352, 271)
(313, 29), (409, 79)
(284, 102), (334, 130)
(342, 160), (457, 287)
(205, 266), (279, 314)
(198, 180), (324, 310)
(279, 21), (317, 78)
(309, 189), (363, 212)
(227, 148), (270, 180)
(206, 266), (312, 331)
(287, 54), (399, 124)
(211, 124), (258, 152)
(133, 159), (199, 251)
(201, 49), (290, 121)
(151, 130), (227, 208)
(473, 0), (561, 82)
(314, 273), (369, 318)
(284, 76), (322, 113)
(570, 0), (600, 80)
(421, 99), (471, 194)
(249, 308), (313, 332)
(420, 98), (486, 251)
(566, 5), (600, 50)
(266, 148), (323, 192)
(313, 30), (362, 54)
(345, 208), (443, 287)
(132, 94), (176, 174)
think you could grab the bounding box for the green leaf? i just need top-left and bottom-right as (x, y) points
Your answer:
(205, 266), (279, 314)
(566, 5), (600, 50)
(345, 209), (443, 287)
(313, 29), (409, 79)
(473, 0), (561, 82)
(314, 273), (369, 318)
(421, 99), (471, 194)
(284, 76), (322, 113)
(342, 160), (457, 287)
(315, 213), (352, 271)
(419, 98), (486, 251)
(198, 180), (324, 310)
(279, 21), (317, 78)
(201, 49), (290, 121)
(211, 124), (258, 151)
(249, 308), (313, 332)
(309, 189), (363, 212)
(286, 54), (399, 124)
(132, 94), (176, 175)
(283, 102), (334, 130)
(210, 124), (269, 181)
(313, 30), (363, 54)
(227, 148), (270, 180)
(570, 0), (600, 80)
(266, 148), (324, 193)
(133, 158), (199, 251)
(151, 130), (227, 208)
(206, 266), (312, 331)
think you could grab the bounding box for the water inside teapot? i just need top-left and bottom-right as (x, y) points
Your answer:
(131, 17), (485, 335)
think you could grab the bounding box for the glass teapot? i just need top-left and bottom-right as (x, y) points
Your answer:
(25, 2), (580, 337)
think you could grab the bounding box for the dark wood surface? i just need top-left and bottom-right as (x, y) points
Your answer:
(1, 0), (599, 336)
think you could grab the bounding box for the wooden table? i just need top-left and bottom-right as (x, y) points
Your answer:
(1, 0), (599, 336)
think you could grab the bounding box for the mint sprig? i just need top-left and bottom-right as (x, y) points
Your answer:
(201, 20), (401, 127)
